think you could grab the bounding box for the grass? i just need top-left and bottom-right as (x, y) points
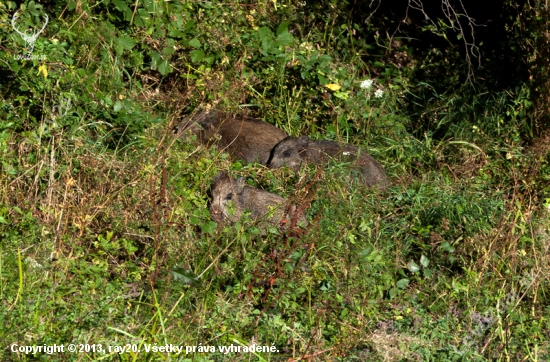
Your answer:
(1, 0), (550, 361)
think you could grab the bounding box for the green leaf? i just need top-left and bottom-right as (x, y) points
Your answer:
(117, 36), (136, 51)
(189, 215), (200, 226)
(189, 38), (201, 49)
(168, 29), (186, 39)
(257, 27), (274, 41)
(204, 56), (215, 65)
(406, 260), (420, 273)
(190, 50), (205, 63)
(122, 239), (138, 254)
(201, 221), (218, 235)
(334, 91), (349, 100)
(162, 45), (175, 57)
(423, 268), (433, 278)
(396, 278), (410, 289)
(142, 0), (157, 13)
(276, 21), (289, 35)
(441, 241), (455, 253)
(112, 0), (132, 21)
(183, 20), (197, 34)
(150, 51), (161, 64)
(171, 266), (200, 286)
(276, 32), (294, 46)
(134, 8), (150, 27)
(420, 254), (430, 268)
(113, 101), (123, 112)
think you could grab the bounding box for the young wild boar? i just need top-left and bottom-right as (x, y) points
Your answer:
(176, 110), (288, 165)
(210, 173), (308, 231)
(268, 135), (390, 190)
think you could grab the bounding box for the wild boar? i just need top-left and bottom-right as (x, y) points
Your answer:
(267, 135), (390, 190)
(210, 173), (308, 231)
(176, 110), (288, 165)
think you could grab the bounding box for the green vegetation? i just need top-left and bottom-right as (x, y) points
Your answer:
(1, 0), (550, 360)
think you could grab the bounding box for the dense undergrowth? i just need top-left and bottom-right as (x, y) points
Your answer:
(1, 0), (550, 361)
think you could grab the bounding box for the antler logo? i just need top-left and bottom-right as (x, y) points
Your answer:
(46, 98), (72, 127)
(11, 10), (49, 54)
(52, 98), (72, 119)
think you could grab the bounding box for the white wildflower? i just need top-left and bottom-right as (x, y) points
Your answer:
(374, 89), (384, 98)
(360, 79), (373, 90)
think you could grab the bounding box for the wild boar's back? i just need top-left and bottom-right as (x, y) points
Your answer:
(309, 141), (389, 190)
(216, 117), (288, 164)
(177, 111), (288, 165)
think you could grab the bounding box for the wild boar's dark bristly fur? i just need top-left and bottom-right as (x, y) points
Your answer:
(268, 135), (390, 190)
(209, 173), (308, 231)
(175, 110), (288, 165)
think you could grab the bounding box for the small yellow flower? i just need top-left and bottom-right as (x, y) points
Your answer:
(37, 64), (48, 78)
(325, 83), (341, 91)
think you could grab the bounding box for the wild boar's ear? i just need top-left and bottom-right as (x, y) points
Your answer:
(212, 172), (226, 184)
(196, 111), (212, 126)
(178, 119), (204, 134)
(297, 135), (309, 149)
(175, 114), (194, 134)
(234, 177), (246, 191)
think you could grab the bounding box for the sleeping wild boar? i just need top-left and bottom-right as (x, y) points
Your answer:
(176, 110), (288, 165)
(268, 135), (389, 190)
